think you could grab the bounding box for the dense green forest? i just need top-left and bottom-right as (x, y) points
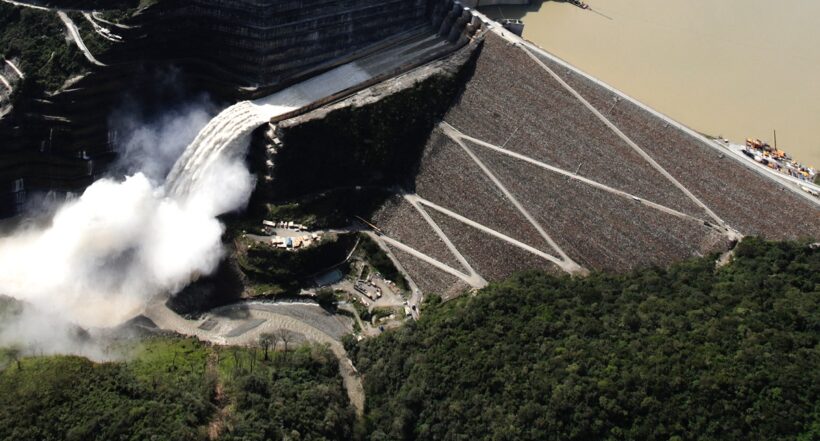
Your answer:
(0, 337), (354, 441)
(350, 238), (820, 440)
(2, 239), (818, 440)
(0, 1), (140, 99)
(220, 344), (355, 441)
(0, 4), (86, 95)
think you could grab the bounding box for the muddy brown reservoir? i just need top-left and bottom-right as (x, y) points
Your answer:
(486, 0), (820, 168)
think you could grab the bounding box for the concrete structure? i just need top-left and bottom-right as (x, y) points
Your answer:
(273, 19), (818, 300)
(0, 0), (481, 217)
(500, 18), (525, 36)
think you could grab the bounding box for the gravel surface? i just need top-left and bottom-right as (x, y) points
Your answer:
(225, 319), (267, 337)
(442, 33), (708, 218)
(413, 128), (551, 249)
(533, 50), (820, 240)
(207, 302), (353, 340)
(471, 144), (731, 272)
(241, 303), (353, 340)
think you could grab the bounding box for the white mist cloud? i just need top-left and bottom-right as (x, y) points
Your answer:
(0, 98), (257, 352)
(111, 95), (217, 182)
(0, 302), (116, 361)
(0, 173), (230, 327)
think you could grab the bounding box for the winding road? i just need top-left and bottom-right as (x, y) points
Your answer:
(0, 0), (49, 11)
(0, 73), (11, 92)
(57, 11), (106, 66)
(4, 59), (24, 79)
(82, 12), (122, 43)
(144, 299), (365, 416)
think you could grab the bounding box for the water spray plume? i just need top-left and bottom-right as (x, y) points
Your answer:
(0, 61), (371, 355)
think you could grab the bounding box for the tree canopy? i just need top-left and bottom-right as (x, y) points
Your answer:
(2, 239), (818, 440)
(0, 338), (354, 441)
(351, 238), (820, 441)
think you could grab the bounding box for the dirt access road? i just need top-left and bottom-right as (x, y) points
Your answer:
(143, 298), (365, 416)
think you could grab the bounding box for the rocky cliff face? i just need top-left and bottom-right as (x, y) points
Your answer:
(0, 0), (470, 217)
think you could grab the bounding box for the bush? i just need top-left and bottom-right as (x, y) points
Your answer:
(0, 337), (355, 441)
(0, 4), (86, 95)
(236, 233), (358, 296)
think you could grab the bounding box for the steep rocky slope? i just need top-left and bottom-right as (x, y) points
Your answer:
(270, 28), (819, 296)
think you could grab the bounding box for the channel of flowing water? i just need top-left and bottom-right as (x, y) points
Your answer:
(0, 61), (373, 331)
(166, 62), (371, 198)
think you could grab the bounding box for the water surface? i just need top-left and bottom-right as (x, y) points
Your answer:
(485, 0), (820, 167)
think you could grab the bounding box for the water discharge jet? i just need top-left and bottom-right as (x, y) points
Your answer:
(166, 63), (372, 200)
(0, 59), (382, 340)
(0, 16), (469, 353)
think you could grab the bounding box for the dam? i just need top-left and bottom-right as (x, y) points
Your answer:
(0, 0), (817, 421)
(269, 9), (819, 297)
(127, 5), (818, 413)
(0, 0), (479, 217)
(165, 28), (478, 200)
(0, 4), (818, 437)
(0, 0), (818, 302)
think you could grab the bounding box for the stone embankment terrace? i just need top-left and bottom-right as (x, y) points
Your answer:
(364, 19), (819, 297)
(532, 50), (820, 239)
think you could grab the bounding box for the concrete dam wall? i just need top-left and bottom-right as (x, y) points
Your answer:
(128, 0), (432, 93)
(0, 0), (477, 217)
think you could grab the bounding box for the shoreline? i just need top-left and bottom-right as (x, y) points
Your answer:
(480, 0), (820, 169)
(469, 8), (820, 206)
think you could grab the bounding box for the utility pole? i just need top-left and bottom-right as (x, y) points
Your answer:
(773, 129), (778, 150)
